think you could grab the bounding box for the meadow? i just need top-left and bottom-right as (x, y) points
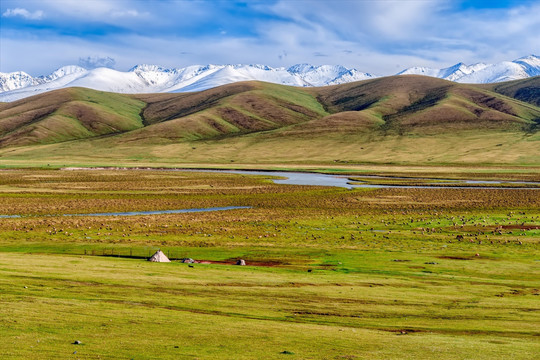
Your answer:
(0, 169), (539, 359)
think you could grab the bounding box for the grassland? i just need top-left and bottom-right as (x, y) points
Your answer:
(0, 76), (539, 167)
(1, 75), (538, 358)
(0, 169), (538, 359)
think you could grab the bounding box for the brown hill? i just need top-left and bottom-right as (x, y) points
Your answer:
(484, 76), (540, 107)
(0, 75), (538, 166)
(309, 75), (539, 135)
(125, 81), (327, 143)
(0, 88), (144, 147)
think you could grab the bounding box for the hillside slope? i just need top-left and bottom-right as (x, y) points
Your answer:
(128, 82), (328, 142)
(310, 75), (540, 134)
(484, 76), (540, 107)
(0, 88), (145, 147)
(0, 75), (539, 166)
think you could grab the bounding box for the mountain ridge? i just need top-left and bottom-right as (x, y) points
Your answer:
(0, 75), (539, 165)
(1, 55), (538, 102)
(1, 75), (539, 143)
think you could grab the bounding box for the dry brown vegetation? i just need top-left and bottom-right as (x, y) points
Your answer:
(0, 87), (144, 146)
(485, 76), (540, 106)
(0, 169), (538, 359)
(312, 75), (539, 134)
(1, 169), (539, 220)
(0, 76), (538, 150)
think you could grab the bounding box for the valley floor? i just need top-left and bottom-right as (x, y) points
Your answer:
(0, 169), (538, 359)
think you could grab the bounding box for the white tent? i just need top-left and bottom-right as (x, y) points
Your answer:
(148, 250), (171, 262)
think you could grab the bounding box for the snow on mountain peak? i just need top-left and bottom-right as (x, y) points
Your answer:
(236, 64), (272, 71)
(513, 55), (540, 76)
(129, 64), (170, 73)
(1, 55), (538, 101)
(288, 64), (317, 74)
(40, 66), (87, 82)
(0, 71), (36, 92)
(515, 54), (539, 62)
(398, 56), (537, 83)
(51, 65), (86, 75)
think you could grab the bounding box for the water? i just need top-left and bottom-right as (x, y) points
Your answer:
(223, 170), (359, 188)
(0, 206), (251, 219)
(184, 169), (368, 189)
(3, 170), (536, 219)
(182, 169), (540, 190)
(67, 206), (251, 217)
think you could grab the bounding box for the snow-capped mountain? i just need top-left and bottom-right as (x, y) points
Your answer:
(0, 66), (88, 92)
(0, 55), (538, 102)
(0, 71), (36, 92)
(398, 55), (539, 83)
(287, 64), (373, 86)
(0, 63), (374, 101)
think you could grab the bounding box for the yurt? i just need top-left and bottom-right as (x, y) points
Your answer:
(148, 250), (171, 262)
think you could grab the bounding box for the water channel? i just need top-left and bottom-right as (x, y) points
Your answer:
(0, 206), (251, 219)
(3, 169), (537, 218)
(182, 169), (540, 190)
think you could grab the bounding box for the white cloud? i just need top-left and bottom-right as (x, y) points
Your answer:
(34, 0), (150, 23)
(39, 0), (114, 17)
(111, 9), (147, 18)
(2, 8), (44, 20)
(263, 0), (445, 41)
(1, 0), (538, 76)
(253, 0), (539, 71)
(78, 56), (116, 69)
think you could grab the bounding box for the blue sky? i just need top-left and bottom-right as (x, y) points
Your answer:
(1, 0), (539, 76)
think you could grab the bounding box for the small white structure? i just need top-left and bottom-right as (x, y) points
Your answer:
(148, 250), (171, 262)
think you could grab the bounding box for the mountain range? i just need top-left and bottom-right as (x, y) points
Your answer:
(0, 55), (538, 102)
(0, 75), (538, 166)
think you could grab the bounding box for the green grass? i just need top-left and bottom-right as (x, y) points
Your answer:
(0, 87), (146, 146)
(0, 169), (538, 358)
(1, 247), (538, 359)
(1, 77), (539, 166)
(1, 130), (539, 168)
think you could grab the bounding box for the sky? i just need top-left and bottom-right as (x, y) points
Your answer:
(1, 0), (539, 76)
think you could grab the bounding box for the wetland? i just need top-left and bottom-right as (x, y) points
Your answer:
(0, 168), (538, 359)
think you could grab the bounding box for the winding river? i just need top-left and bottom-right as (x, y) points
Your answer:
(2, 169), (537, 219)
(182, 169), (540, 190)
(0, 206), (251, 219)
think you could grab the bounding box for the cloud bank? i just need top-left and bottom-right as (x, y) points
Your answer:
(0, 0), (538, 76)
(2, 7), (44, 20)
(78, 56), (116, 69)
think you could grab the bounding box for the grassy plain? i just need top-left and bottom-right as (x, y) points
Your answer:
(0, 169), (539, 359)
(1, 130), (539, 169)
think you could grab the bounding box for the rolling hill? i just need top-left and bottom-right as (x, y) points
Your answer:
(0, 75), (538, 166)
(0, 88), (145, 147)
(312, 75), (540, 134)
(484, 76), (540, 107)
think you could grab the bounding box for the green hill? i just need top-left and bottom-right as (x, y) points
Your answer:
(0, 76), (539, 167)
(126, 81), (328, 143)
(484, 76), (540, 107)
(0, 88), (145, 147)
(312, 75), (539, 134)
